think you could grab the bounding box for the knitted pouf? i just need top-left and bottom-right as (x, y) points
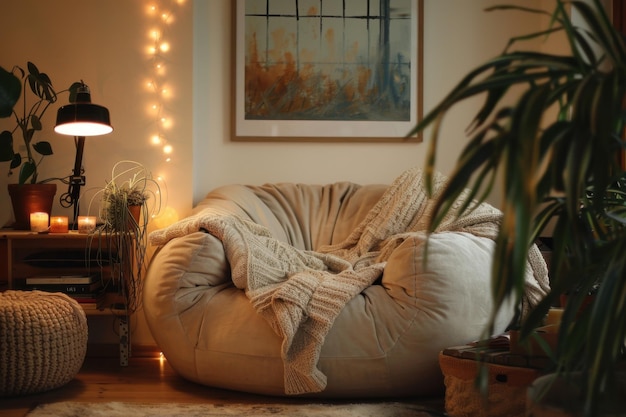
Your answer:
(0, 290), (88, 397)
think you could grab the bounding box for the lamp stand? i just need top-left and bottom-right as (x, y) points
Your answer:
(60, 136), (86, 228)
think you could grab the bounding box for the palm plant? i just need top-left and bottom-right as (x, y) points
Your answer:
(408, 1), (626, 415)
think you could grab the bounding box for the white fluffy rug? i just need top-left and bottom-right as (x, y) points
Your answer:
(26, 401), (442, 417)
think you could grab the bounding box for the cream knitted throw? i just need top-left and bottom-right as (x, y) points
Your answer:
(149, 167), (549, 395)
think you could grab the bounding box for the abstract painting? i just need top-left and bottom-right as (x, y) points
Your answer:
(233, 0), (423, 141)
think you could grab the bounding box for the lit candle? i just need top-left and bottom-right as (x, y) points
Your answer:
(77, 216), (97, 234)
(30, 212), (49, 232)
(545, 308), (564, 327)
(49, 216), (69, 233)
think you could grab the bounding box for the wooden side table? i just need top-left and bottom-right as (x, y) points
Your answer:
(0, 229), (133, 366)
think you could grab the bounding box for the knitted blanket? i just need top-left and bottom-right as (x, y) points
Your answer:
(149, 167), (549, 395)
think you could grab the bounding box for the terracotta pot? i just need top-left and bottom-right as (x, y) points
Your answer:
(127, 204), (142, 229)
(8, 183), (57, 230)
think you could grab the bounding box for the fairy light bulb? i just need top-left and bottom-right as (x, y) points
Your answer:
(146, 0), (180, 163)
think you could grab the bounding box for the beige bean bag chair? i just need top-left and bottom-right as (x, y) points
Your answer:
(144, 168), (548, 398)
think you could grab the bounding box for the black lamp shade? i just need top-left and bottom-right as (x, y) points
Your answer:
(54, 82), (113, 227)
(54, 103), (113, 136)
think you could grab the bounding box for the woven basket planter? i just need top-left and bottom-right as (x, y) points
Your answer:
(0, 290), (88, 397)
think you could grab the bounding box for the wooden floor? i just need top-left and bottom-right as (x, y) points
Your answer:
(1, 354), (446, 417)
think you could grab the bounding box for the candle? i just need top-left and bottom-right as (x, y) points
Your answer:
(77, 216), (97, 234)
(49, 216), (69, 233)
(545, 308), (564, 327)
(30, 212), (49, 232)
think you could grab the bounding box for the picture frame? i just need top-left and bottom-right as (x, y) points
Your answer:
(232, 0), (423, 142)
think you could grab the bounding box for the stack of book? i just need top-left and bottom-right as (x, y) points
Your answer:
(24, 275), (104, 310)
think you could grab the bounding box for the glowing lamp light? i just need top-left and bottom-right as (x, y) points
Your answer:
(54, 85), (113, 136)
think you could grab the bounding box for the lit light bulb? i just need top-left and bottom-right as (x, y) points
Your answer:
(147, 0), (180, 163)
(152, 206), (179, 229)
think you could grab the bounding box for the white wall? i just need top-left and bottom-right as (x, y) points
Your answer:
(0, 0), (554, 226)
(193, 0), (554, 209)
(0, 0), (193, 229)
(1, 0), (563, 346)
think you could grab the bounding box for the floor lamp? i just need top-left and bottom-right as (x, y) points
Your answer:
(54, 82), (113, 228)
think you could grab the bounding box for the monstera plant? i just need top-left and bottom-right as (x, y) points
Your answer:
(0, 62), (83, 229)
(409, 1), (626, 415)
(0, 62), (58, 184)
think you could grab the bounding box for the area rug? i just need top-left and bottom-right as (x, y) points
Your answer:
(26, 401), (444, 417)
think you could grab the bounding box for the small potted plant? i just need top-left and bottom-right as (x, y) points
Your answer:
(87, 160), (163, 314)
(0, 62), (82, 228)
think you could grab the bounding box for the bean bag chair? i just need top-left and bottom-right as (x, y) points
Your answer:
(143, 168), (549, 398)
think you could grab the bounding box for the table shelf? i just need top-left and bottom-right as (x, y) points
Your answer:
(0, 229), (133, 365)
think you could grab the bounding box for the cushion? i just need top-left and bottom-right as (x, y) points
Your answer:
(0, 290), (88, 397)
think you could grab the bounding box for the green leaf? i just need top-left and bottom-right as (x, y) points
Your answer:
(31, 114), (42, 130)
(32, 141), (53, 156)
(26, 61), (56, 102)
(0, 130), (14, 161)
(10, 153), (21, 169)
(0, 66), (21, 118)
(18, 160), (36, 184)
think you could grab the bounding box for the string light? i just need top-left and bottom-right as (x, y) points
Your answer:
(146, 1), (183, 162)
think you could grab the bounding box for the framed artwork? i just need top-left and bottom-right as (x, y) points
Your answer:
(232, 0), (423, 142)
